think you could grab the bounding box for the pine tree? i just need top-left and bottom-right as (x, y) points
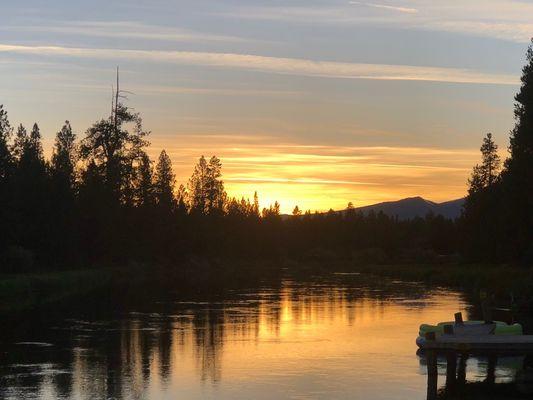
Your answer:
(17, 123), (46, 173)
(48, 121), (78, 265)
(188, 155), (208, 213)
(262, 201), (281, 219)
(176, 184), (189, 214)
(29, 123), (43, 160)
(480, 133), (500, 186)
(0, 105), (12, 181)
(12, 124), (28, 161)
(468, 133), (500, 195)
(11, 122), (49, 265)
(51, 121), (77, 189)
(188, 155), (226, 215)
(500, 40), (533, 261)
(154, 150), (175, 210)
(80, 100), (149, 204)
(135, 152), (154, 207)
(206, 156), (225, 214)
(252, 191), (260, 218)
(0, 105), (13, 259)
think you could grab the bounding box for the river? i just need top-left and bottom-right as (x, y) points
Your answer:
(1, 272), (531, 399)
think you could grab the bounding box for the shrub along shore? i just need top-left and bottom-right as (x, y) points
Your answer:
(2, 258), (532, 316)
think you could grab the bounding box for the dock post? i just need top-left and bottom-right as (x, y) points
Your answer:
(457, 353), (468, 386)
(445, 351), (457, 394)
(486, 355), (497, 385)
(426, 350), (438, 400)
(454, 312), (463, 324)
(480, 290), (493, 323)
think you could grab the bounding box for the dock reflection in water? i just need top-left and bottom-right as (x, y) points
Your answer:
(419, 351), (533, 399)
(0, 273), (530, 399)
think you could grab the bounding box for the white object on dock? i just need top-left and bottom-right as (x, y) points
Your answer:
(416, 334), (533, 352)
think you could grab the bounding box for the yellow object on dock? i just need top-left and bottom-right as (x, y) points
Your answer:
(416, 334), (533, 353)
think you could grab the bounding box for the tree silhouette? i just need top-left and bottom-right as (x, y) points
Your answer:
(51, 121), (77, 189)
(188, 155), (225, 215)
(0, 105), (12, 182)
(154, 150), (176, 211)
(6, 52), (533, 272)
(252, 191), (260, 218)
(135, 152), (154, 207)
(176, 184), (189, 214)
(262, 201), (281, 219)
(10, 122), (48, 268)
(0, 105), (13, 259)
(499, 39), (533, 262)
(468, 133), (500, 195)
(49, 121), (78, 265)
(80, 102), (149, 204)
(12, 124), (28, 160)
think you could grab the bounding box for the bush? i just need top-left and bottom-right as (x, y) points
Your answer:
(351, 248), (388, 265)
(1, 246), (35, 273)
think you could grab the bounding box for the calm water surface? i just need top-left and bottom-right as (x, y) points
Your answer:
(0, 273), (529, 399)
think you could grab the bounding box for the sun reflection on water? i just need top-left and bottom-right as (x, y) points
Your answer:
(3, 275), (521, 400)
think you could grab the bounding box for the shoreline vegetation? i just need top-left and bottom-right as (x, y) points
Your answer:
(1, 258), (532, 316)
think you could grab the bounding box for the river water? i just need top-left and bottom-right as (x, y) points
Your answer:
(0, 272), (531, 399)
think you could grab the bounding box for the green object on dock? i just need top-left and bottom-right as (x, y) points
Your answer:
(419, 320), (523, 337)
(416, 334), (533, 352)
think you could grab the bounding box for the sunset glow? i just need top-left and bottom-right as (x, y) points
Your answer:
(1, 0), (529, 212)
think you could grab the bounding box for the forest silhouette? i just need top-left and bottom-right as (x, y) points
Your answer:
(0, 42), (532, 274)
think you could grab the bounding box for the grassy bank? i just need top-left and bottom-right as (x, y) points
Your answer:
(2, 259), (532, 315)
(0, 258), (283, 314)
(0, 268), (117, 314)
(350, 263), (533, 306)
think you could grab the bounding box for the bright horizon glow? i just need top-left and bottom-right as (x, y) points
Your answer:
(1, 1), (529, 213)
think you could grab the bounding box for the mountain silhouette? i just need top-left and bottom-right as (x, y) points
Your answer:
(351, 196), (464, 220)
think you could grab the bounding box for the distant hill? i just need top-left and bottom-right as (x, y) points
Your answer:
(283, 196), (465, 220)
(350, 196), (464, 220)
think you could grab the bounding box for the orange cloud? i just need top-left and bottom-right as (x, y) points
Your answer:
(148, 135), (479, 213)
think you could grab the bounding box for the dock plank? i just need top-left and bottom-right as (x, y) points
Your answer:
(417, 334), (533, 353)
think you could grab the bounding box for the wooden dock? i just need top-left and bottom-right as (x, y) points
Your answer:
(419, 312), (533, 399)
(417, 334), (533, 353)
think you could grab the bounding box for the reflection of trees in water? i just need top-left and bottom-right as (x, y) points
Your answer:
(1, 276), (448, 399)
(421, 352), (533, 400)
(192, 309), (225, 383)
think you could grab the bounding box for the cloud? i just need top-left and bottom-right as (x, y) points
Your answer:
(0, 21), (250, 44)
(0, 44), (518, 85)
(348, 2), (418, 14)
(146, 136), (478, 211)
(225, 177), (378, 186)
(129, 84), (305, 98)
(423, 20), (533, 44)
(221, 1), (533, 43)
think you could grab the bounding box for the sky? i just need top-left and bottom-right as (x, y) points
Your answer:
(1, 0), (532, 212)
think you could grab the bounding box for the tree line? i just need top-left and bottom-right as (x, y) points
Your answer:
(0, 94), (459, 272)
(0, 41), (532, 273)
(462, 41), (533, 264)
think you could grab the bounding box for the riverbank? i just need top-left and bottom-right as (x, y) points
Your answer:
(1, 259), (532, 315)
(349, 263), (533, 306)
(0, 258), (283, 315)
(0, 268), (115, 314)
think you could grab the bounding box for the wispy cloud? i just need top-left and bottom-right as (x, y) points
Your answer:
(225, 177), (378, 186)
(147, 136), (478, 211)
(348, 1), (418, 14)
(423, 20), (533, 44)
(0, 44), (517, 85)
(1, 20), (250, 44)
(221, 1), (533, 43)
(130, 84), (305, 98)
